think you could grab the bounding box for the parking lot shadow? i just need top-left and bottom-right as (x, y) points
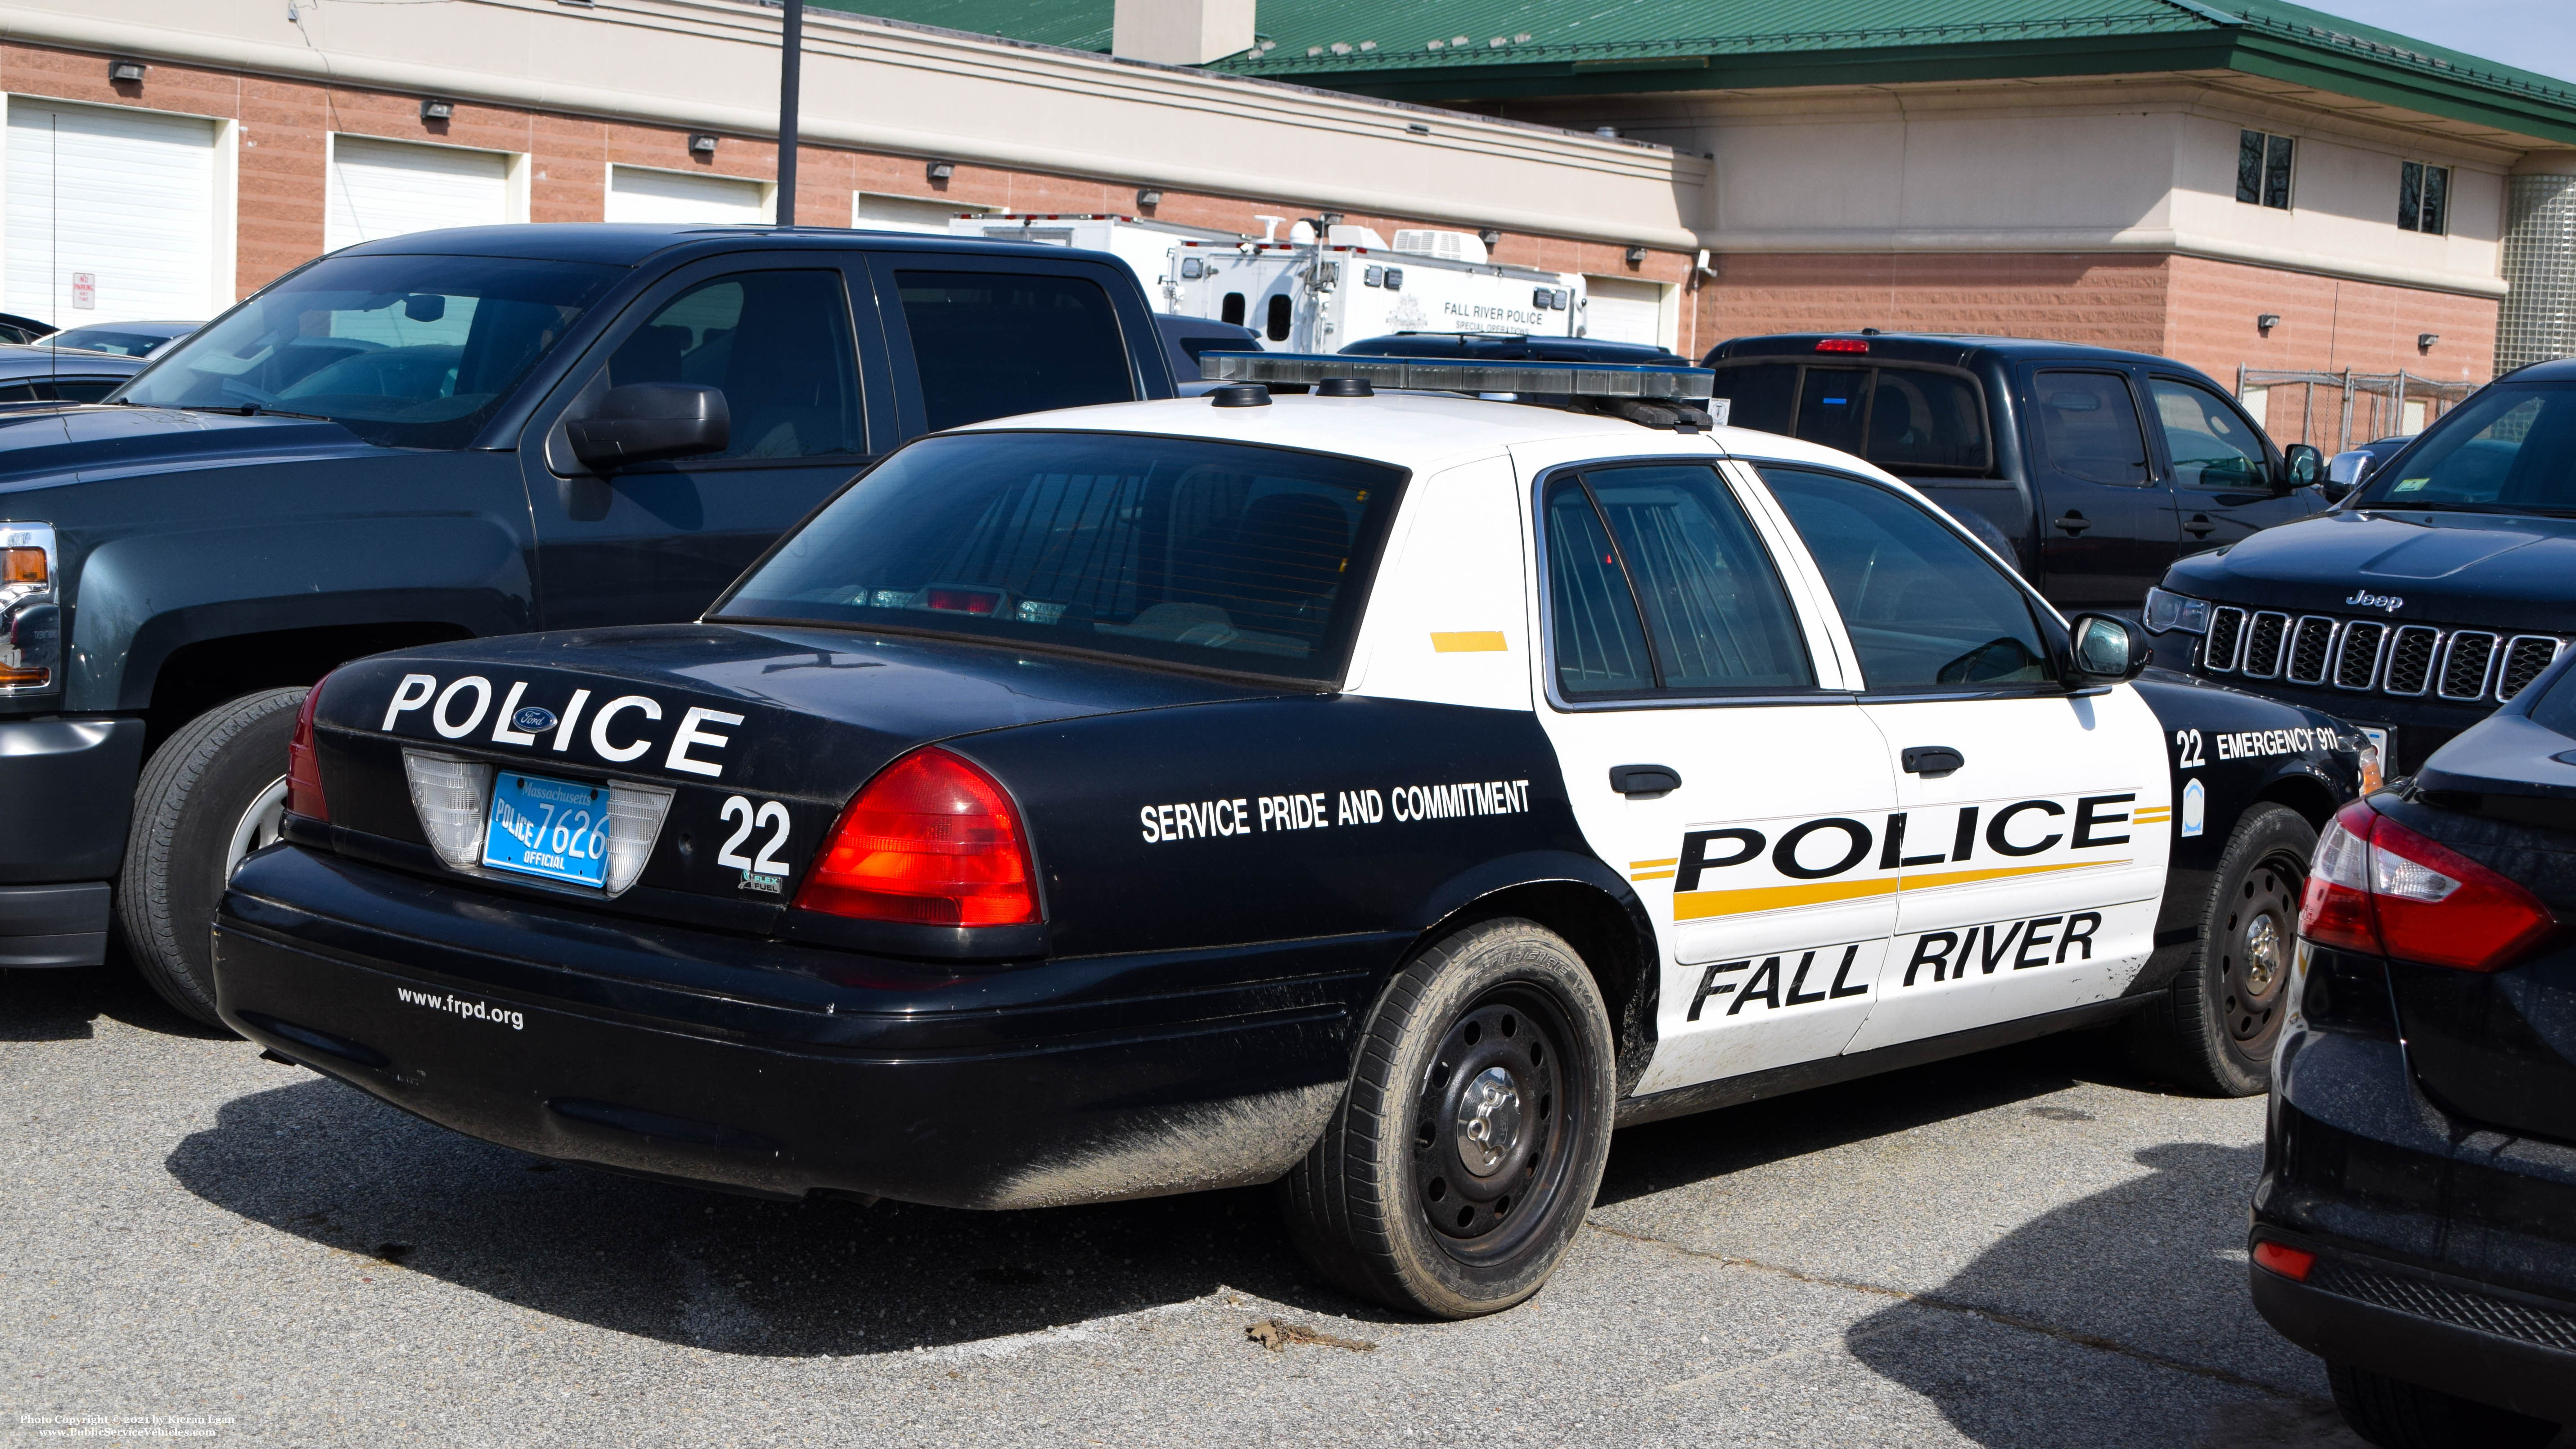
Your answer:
(165, 1071), (1380, 1355)
(0, 953), (234, 1043)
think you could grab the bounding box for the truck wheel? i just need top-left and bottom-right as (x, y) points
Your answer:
(1278, 917), (1614, 1318)
(2126, 802), (2314, 1096)
(119, 688), (307, 1029)
(2328, 1362), (2558, 1449)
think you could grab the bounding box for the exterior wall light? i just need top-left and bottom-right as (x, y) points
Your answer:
(420, 99), (455, 122)
(1135, 189), (1163, 209)
(1478, 228), (1501, 248)
(1625, 245), (1647, 266)
(108, 59), (146, 83)
(688, 133), (719, 156)
(2418, 332), (2440, 352)
(926, 160), (955, 183)
(2257, 313), (2280, 334)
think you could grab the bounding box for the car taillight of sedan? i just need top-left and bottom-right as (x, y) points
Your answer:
(2298, 798), (2557, 970)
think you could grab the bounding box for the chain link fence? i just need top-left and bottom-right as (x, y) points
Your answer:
(2233, 367), (2478, 453)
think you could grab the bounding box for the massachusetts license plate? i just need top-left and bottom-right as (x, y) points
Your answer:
(482, 771), (611, 889)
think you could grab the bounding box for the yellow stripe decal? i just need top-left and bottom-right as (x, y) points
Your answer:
(1629, 857), (1680, 869)
(1630, 869), (1676, 882)
(1430, 631), (1509, 653)
(1671, 858), (2130, 921)
(2134, 809), (2171, 823)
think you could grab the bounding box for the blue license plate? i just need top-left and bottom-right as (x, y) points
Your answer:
(482, 771), (612, 888)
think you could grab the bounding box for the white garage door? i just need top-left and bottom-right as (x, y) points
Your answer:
(607, 166), (769, 225)
(326, 135), (511, 253)
(5, 97), (221, 326)
(1583, 275), (1669, 348)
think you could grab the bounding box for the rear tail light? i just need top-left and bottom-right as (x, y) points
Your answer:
(1814, 337), (1870, 353)
(2297, 799), (2556, 971)
(287, 682), (330, 822)
(795, 748), (1040, 927)
(2251, 1241), (2315, 1282)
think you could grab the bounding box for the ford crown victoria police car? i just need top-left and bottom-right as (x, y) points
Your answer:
(212, 356), (2364, 1317)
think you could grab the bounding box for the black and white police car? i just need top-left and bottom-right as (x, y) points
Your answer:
(214, 353), (2367, 1317)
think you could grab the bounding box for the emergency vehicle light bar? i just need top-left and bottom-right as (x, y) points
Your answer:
(1198, 352), (1715, 401)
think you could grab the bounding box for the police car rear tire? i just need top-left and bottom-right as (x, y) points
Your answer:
(2126, 802), (2314, 1097)
(118, 688), (307, 1030)
(1279, 917), (1614, 1319)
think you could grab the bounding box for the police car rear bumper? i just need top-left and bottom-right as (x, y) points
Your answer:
(212, 846), (1371, 1210)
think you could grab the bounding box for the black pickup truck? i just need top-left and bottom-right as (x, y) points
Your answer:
(0, 223), (1172, 1020)
(1704, 333), (2328, 612)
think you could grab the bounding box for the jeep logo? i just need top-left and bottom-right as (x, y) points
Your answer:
(2346, 589), (2404, 613)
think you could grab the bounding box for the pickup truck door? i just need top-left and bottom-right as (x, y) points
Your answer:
(517, 253), (899, 631)
(1748, 461), (2173, 1050)
(2143, 371), (2320, 553)
(1516, 450), (1899, 1098)
(2018, 366), (2179, 611)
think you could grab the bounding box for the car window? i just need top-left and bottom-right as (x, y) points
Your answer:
(1705, 362), (1796, 434)
(116, 252), (620, 448)
(1760, 464), (2057, 690)
(717, 431), (1401, 684)
(2031, 370), (2151, 486)
(35, 379), (119, 402)
(2149, 378), (2266, 490)
(1795, 367), (1870, 454)
(898, 272), (1135, 433)
(606, 271), (864, 461)
(1867, 368), (1990, 473)
(1543, 465), (1812, 697)
(2357, 382), (2576, 512)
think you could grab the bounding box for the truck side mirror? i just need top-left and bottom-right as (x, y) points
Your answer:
(2320, 447), (2372, 503)
(2067, 612), (2150, 686)
(2279, 443), (2324, 496)
(566, 383), (729, 472)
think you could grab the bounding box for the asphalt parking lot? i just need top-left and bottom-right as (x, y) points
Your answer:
(5, 961), (2543, 1449)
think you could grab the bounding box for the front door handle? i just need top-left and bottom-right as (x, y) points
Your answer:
(1901, 746), (1965, 775)
(2184, 513), (2216, 538)
(1609, 764), (1682, 797)
(2054, 511), (2091, 536)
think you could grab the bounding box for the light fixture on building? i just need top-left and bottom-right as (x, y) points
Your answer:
(2418, 332), (2440, 352)
(1594, 126), (1620, 140)
(108, 58), (146, 83)
(419, 99), (455, 122)
(926, 159), (955, 182)
(2257, 313), (2280, 335)
(1478, 228), (1501, 248)
(1135, 188), (1163, 209)
(1625, 245), (1647, 266)
(1320, 212), (1344, 227)
(688, 133), (719, 156)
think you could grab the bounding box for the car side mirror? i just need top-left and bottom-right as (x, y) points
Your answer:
(2067, 612), (2149, 686)
(2278, 442), (2323, 496)
(2320, 447), (2372, 503)
(566, 382), (729, 472)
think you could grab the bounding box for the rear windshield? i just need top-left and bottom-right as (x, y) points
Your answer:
(716, 431), (1406, 682)
(1707, 360), (1990, 474)
(115, 252), (621, 448)
(2357, 382), (2576, 513)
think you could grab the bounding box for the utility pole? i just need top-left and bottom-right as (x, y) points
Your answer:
(775, 0), (803, 226)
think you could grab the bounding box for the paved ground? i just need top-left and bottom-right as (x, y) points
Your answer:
(2, 959), (2534, 1449)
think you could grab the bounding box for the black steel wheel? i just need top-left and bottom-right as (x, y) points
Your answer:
(2126, 802), (2316, 1096)
(1279, 917), (1614, 1318)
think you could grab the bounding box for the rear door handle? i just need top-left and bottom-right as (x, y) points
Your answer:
(1609, 764), (1682, 797)
(2054, 511), (2091, 536)
(1901, 746), (1965, 775)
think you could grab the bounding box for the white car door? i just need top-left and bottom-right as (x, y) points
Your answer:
(1511, 442), (1901, 1098)
(1741, 460), (2174, 1052)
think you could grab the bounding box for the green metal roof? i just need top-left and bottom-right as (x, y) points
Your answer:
(827, 0), (2576, 147)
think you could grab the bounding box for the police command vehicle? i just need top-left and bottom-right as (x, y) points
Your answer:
(210, 354), (2364, 1318)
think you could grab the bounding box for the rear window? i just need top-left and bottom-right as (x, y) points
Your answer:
(716, 431), (1405, 683)
(2358, 382), (2576, 513)
(1707, 360), (1990, 474)
(897, 272), (1137, 432)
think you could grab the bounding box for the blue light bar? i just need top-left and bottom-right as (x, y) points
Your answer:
(1198, 351), (1715, 401)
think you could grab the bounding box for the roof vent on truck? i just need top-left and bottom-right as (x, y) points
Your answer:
(1197, 351), (1717, 432)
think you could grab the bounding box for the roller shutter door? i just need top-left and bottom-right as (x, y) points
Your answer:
(1582, 275), (1668, 348)
(607, 166), (769, 224)
(5, 97), (220, 325)
(326, 135), (511, 253)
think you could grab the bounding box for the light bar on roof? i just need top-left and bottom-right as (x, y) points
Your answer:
(1198, 351), (1716, 401)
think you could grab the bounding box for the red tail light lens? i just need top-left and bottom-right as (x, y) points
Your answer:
(2251, 1241), (2315, 1282)
(794, 748), (1039, 927)
(286, 680), (329, 822)
(2297, 799), (2554, 971)
(1815, 337), (1870, 353)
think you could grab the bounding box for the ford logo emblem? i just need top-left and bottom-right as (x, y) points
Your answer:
(513, 705), (558, 733)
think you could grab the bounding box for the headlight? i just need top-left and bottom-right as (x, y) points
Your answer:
(2143, 586), (2208, 635)
(0, 523), (58, 693)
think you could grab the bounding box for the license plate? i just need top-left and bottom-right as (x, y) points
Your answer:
(482, 771), (611, 889)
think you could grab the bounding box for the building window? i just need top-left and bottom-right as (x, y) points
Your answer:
(2399, 162), (2450, 234)
(2237, 130), (2294, 209)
